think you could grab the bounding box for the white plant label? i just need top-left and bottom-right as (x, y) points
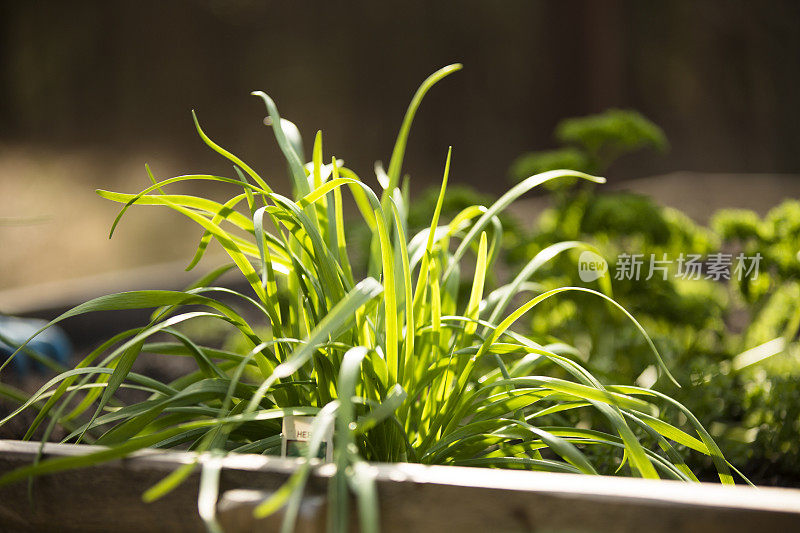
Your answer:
(281, 415), (333, 462)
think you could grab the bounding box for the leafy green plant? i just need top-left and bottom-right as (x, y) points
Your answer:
(509, 108), (668, 183)
(0, 65), (740, 532)
(507, 116), (800, 483)
(518, 189), (725, 370)
(710, 202), (800, 482)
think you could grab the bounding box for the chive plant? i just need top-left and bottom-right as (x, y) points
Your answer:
(0, 65), (741, 533)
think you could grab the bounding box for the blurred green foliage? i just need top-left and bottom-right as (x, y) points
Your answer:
(404, 109), (800, 485)
(509, 109), (668, 184)
(518, 198), (800, 484)
(505, 115), (800, 484)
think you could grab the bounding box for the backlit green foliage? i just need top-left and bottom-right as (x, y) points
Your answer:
(0, 67), (740, 532)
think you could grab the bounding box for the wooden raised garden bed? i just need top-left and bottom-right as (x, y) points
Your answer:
(2, 439), (800, 532)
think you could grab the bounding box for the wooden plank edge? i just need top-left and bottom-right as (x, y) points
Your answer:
(2, 439), (800, 532)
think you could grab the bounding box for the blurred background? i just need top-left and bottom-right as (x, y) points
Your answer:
(1, 0), (799, 290)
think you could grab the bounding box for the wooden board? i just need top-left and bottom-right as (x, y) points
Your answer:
(2, 440), (800, 532)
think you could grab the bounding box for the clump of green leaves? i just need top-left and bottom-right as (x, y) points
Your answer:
(509, 108), (667, 185)
(0, 66), (739, 533)
(509, 118), (800, 483)
(710, 203), (800, 482)
(713, 200), (800, 316)
(519, 189), (726, 380)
